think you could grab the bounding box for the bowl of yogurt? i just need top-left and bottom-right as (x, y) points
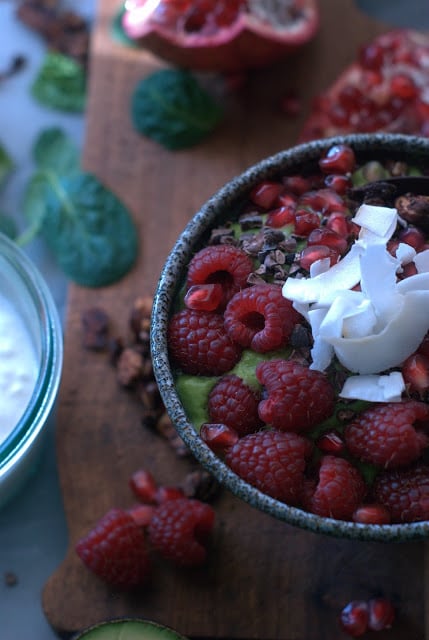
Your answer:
(0, 232), (63, 508)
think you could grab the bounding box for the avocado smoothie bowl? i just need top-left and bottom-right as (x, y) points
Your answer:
(151, 133), (429, 542)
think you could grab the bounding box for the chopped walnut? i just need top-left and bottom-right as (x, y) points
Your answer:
(116, 347), (144, 387)
(81, 307), (109, 351)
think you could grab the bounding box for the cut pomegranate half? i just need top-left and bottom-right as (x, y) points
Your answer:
(300, 29), (429, 141)
(121, 0), (320, 72)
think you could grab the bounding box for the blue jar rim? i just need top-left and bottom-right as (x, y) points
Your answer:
(0, 233), (63, 471)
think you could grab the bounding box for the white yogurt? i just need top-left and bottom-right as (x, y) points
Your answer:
(0, 293), (39, 442)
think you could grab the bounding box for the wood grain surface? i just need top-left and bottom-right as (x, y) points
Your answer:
(42, 1), (429, 638)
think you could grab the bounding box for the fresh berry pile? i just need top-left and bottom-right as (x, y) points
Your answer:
(168, 142), (429, 525)
(76, 468), (215, 589)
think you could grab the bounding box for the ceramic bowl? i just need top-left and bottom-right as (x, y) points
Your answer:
(151, 132), (429, 542)
(0, 233), (63, 508)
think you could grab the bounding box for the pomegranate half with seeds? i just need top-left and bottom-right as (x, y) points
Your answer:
(121, 0), (320, 72)
(300, 29), (429, 141)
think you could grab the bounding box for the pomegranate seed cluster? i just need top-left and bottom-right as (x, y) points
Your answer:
(168, 143), (429, 525)
(301, 29), (429, 141)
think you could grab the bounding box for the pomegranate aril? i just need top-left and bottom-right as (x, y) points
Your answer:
(326, 211), (352, 237)
(367, 597), (395, 631)
(266, 205), (295, 228)
(324, 173), (351, 195)
(155, 486), (185, 503)
(299, 245), (340, 271)
(200, 422), (239, 452)
(319, 144), (356, 174)
(358, 42), (385, 70)
(184, 283), (224, 311)
(128, 503), (156, 527)
(402, 353), (429, 393)
(352, 504), (391, 525)
(390, 73), (418, 100)
(339, 600), (369, 638)
(307, 227), (348, 254)
(282, 175), (315, 195)
(398, 226), (426, 251)
(129, 469), (158, 503)
(316, 430), (345, 454)
(249, 181), (284, 210)
(275, 192), (297, 208)
(400, 262), (418, 279)
(294, 210), (320, 236)
(299, 188), (347, 215)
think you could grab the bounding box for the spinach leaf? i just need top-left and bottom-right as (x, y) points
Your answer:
(0, 142), (13, 186)
(33, 127), (80, 175)
(23, 170), (138, 287)
(31, 52), (86, 112)
(131, 69), (223, 150)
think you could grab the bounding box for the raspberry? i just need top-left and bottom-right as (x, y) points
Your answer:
(208, 374), (263, 436)
(148, 498), (215, 566)
(344, 401), (429, 469)
(372, 464), (429, 523)
(303, 455), (367, 520)
(75, 508), (150, 588)
(186, 244), (253, 309)
(224, 284), (301, 353)
(225, 430), (313, 504)
(168, 308), (242, 375)
(256, 359), (335, 432)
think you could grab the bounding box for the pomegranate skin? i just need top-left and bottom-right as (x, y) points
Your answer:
(121, 1), (320, 72)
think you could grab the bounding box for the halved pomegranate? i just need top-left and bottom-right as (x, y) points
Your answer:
(121, 0), (320, 72)
(300, 29), (429, 141)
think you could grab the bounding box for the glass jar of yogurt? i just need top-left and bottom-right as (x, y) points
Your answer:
(0, 232), (63, 508)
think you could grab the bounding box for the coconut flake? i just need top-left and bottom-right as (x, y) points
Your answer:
(415, 248), (429, 273)
(282, 202), (429, 400)
(340, 372), (405, 402)
(352, 203), (398, 240)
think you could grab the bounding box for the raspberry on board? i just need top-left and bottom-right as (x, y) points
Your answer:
(186, 244), (254, 309)
(75, 508), (151, 589)
(208, 374), (263, 436)
(256, 359), (335, 432)
(148, 497), (215, 566)
(168, 308), (242, 376)
(225, 430), (313, 504)
(303, 455), (367, 521)
(372, 464), (429, 523)
(344, 400), (429, 468)
(224, 284), (301, 353)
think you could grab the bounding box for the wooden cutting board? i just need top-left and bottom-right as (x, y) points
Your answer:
(42, 1), (429, 638)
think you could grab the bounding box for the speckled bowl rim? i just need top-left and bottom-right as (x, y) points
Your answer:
(151, 133), (429, 543)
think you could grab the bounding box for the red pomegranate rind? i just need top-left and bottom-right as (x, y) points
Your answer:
(300, 29), (429, 141)
(121, 0), (320, 72)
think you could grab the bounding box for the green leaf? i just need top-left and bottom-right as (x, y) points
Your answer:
(31, 52), (86, 113)
(33, 127), (80, 175)
(0, 142), (13, 186)
(19, 172), (53, 246)
(131, 69), (223, 150)
(24, 170), (138, 287)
